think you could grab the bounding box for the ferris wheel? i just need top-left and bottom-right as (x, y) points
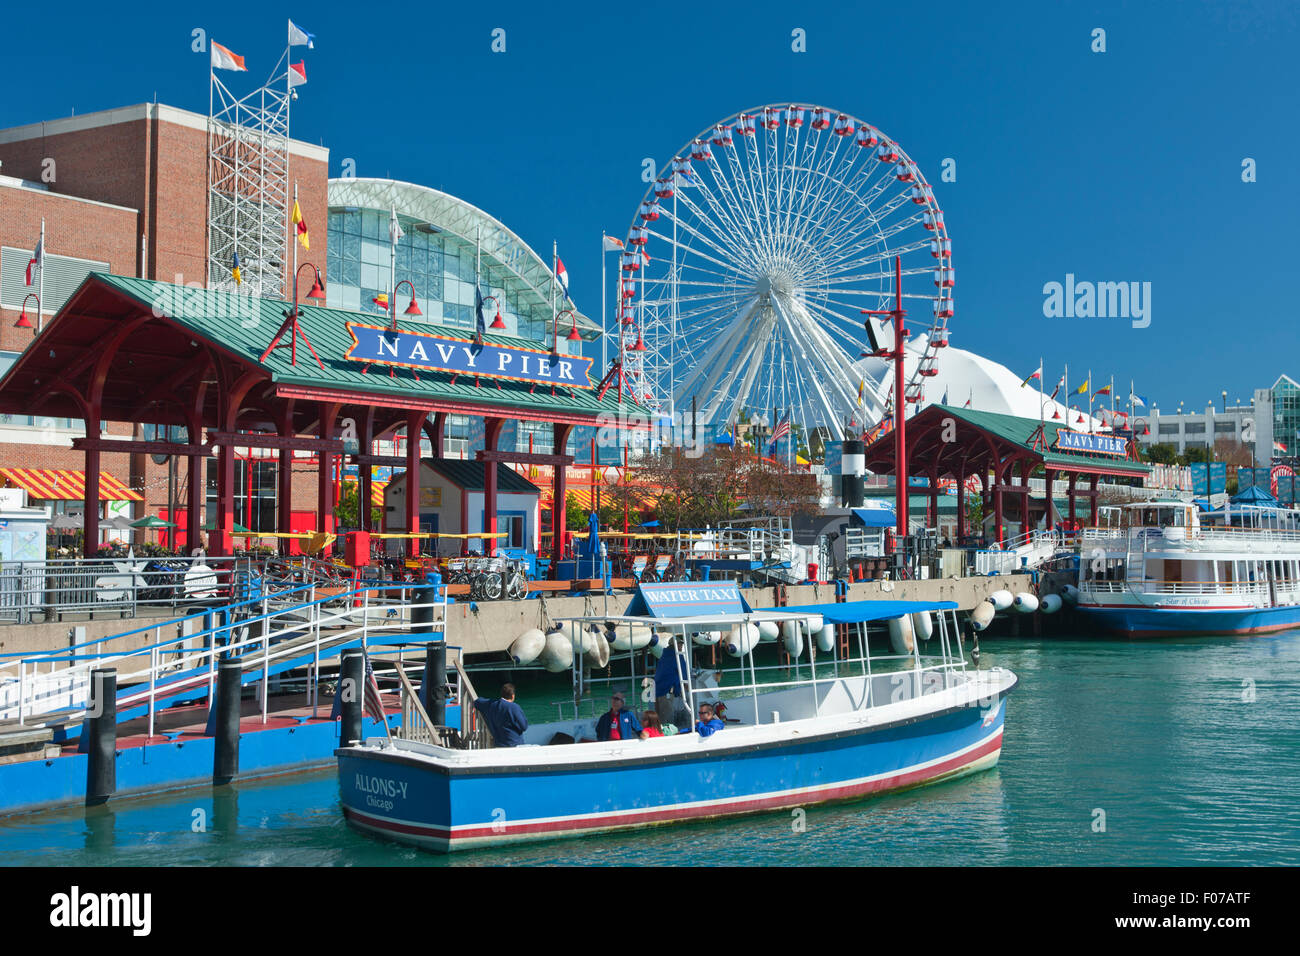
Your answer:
(613, 104), (953, 447)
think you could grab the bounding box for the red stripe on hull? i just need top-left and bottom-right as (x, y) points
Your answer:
(343, 730), (1004, 850)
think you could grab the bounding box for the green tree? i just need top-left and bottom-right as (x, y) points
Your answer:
(335, 482), (380, 530)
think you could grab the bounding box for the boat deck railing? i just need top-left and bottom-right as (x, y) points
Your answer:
(1084, 579), (1271, 598)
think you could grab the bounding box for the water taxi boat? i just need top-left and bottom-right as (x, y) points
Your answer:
(1076, 498), (1300, 636)
(335, 582), (1017, 852)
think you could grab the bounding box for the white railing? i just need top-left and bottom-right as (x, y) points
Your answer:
(974, 529), (1063, 574)
(1084, 579), (1270, 598)
(0, 581), (447, 727)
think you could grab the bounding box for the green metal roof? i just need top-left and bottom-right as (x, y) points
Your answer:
(424, 459), (540, 493)
(88, 273), (643, 422)
(930, 404), (1149, 475)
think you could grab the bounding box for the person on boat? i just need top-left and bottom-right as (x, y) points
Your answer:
(641, 711), (664, 737)
(695, 703), (725, 737)
(654, 636), (693, 730)
(595, 690), (647, 741)
(473, 683), (529, 747)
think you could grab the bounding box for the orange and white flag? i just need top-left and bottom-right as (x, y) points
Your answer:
(211, 42), (247, 72)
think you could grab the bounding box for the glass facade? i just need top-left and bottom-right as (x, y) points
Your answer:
(1273, 377), (1300, 454)
(326, 206), (560, 347)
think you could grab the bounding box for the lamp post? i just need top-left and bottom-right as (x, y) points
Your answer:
(259, 263), (325, 367)
(862, 255), (909, 538)
(482, 294), (507, 332)
(387, 279), (422, 332)
(13, 293), (39, 331)
(552, 308), (581, 356)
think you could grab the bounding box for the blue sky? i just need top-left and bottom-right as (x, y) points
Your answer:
(5, 0), (1297, 411)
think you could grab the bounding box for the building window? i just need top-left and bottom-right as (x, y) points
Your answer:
(1184, 422), (1205, 434)
(1214, 420), (1236, 434)
(1158, 423), (1180, 436)
(1, 248), (110, 315)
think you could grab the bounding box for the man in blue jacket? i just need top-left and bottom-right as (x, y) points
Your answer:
(473, 683), (529, 747)
(654, 636), (693, 730)
(595, 689), (646, 741)
(695, 702), (725, 737)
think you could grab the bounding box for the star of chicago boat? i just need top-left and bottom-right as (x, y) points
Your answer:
(335, 582), (1017, 853)
(1076, 498), (1300, 637)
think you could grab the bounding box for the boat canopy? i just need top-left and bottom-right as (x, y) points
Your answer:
(774, 599), (958, 624)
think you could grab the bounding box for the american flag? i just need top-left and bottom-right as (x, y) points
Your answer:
(362, 654), (386, 723)
(769, 413), (791, 446)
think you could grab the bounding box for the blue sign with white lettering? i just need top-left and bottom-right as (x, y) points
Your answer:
(344, 322), (594, 388)
(623, 582), (754, 619)
(1054, 429), (1129, 457)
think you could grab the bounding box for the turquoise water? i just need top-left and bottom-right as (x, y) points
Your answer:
(2, 631), (1298, 866)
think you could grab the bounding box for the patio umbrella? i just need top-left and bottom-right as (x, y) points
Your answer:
(105, 515), (136, 531)
(130, 515), (175, 529)
(50, 513), (84, 530)
(203, 520), (252, 534)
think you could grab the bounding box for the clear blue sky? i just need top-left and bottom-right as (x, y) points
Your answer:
(5, 0), (1297, 411)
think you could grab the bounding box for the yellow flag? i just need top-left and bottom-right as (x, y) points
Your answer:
(1074, 378), (1089, 395)
(291, 200), (302, 224)
(292, 200), (309, 249)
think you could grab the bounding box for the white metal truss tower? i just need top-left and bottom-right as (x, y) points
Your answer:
(207, 50), (296, 299)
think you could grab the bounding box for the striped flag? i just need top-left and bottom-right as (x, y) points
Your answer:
(1050, 375), (1064, 399)
(288, 61), (307, 88)
(362, 654), (386, 723)
(210, 41), (247, 72)
(1020, 364), (1042, 388)
(1094, 383), (1112, 397)
(25, 237), (42, 286)
(768, 413), (791, 453)
(292, 200), (309, 250)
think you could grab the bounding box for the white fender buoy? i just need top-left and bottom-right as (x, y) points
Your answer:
(888, 615), (915, 655)
(911, 612), (934, 642)
(799, 615), (825, 635)
(509, 628), (547, 665)
(584, 629), (611, 669)
(539, 631), (574, 672)
(725, 623), (761, 657)
(694, 630), (722, 646)
(989, 589), (1014, 612)
(969, 600), (996, 632)
(783, 628), (804, 658)
(610, 623), (655, 651)
(816, 623), (836, 653)
(1060, 585), (1080, 605)
(1013, 592), (1039, 614)
(1040, 593), (1062, 614)
(757, 620), (780, 642)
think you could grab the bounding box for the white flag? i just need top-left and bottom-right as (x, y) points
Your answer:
(603, 235), (625, 252)
(210, 42), (247, 72)
(288, 20), (315, 48)
(389, 207), (404, 244)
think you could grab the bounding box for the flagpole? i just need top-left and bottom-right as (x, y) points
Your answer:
(291, 183), (298, 301)
(37, 218), (45, 333)
(1088, 369), (1094, 434)
(552, 240), (558, 352)
(1064, 364), (1069, 425)
(1039, 355), (1045, 434)
(600, 232), (607, 373)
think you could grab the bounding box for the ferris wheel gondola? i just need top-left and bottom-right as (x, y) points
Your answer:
(612, 103), (955, 446)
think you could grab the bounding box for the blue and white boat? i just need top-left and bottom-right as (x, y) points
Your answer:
(1076, 498), (1300, 637)
(336, 583), (1017, 852)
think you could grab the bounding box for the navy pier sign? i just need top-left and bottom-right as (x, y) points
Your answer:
(344, 322), (594, 389)
(1055, 429), (1128, 457)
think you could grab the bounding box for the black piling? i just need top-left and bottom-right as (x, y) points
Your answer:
(413, 583), (447, 724)
(340, 649), (364, 745)
(213, 660), (242, 785)
(84, 668), (117, 807)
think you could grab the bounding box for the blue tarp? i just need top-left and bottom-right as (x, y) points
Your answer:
(851, 506), (897, 528)
(784, 599), (958, 624)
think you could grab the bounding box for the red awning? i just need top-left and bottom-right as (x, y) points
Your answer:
(0, 468), (144, 502)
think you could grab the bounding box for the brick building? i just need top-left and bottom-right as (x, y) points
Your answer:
(0, 103), (329, 548)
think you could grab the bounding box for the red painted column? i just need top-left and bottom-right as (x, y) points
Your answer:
(993, 464), (1004, 546)
(186, 452), (204, 554)
(483, 418), (504, 556)
(1019, 462), (1030, 536)
(82, 408), (102, 558)
(359, 414), (374, 534)
(1068, 473), (1078, 527)
(1044, 469), (1055, 531)
(552, 422), (574, 566)
(404, 410), (428, 559)
(215, 441), (235, 557)
(956, 473), (966, 541)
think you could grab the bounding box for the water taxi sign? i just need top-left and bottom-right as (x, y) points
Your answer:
(344, 322), (594, 389)
(624, 582), (753, 619)
(1054, 429), (1128, 457)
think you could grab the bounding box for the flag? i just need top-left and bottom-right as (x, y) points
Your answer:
(857, 379), (865, 407)
(288, 19), (315, 48)
(1074, 378), (1089, 395)
(641, 249), (651, 265)
(362, 655), (386, 723)
(556, 257), (569, 297)
(1130, 392), (1148, 407)
(1050, 375), (1064, 399)
(941, 387), (949, 405)
(25, 237), (42, 286)
(964, 388), (972, 408)
(288, 61), (307, 88)
(210, 41), (247, 72)
(768, 413), (791, 453)
(1020, 364), (1042, 388)
(1276, 441), (1288, 454)
(474, 285), (486, 341)
(372, 292), (389, 311)
(292, 200), (309, 250)
(603, 236), (625, 252)
(1094, 383), (1112, 397)
(388, 206), (404, 245)
(231, 252), (242, 286)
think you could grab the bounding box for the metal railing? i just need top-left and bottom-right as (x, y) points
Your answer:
(0, 581), (447, 730)
(1083, 579), (1271, 598)
(0, 554), (252, 625)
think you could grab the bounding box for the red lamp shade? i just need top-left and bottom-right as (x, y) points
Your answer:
(566, 322), (583, 342)
(1052, 409), (1061, 420)
(404, 296), (422, 316)
(490, 310), (506, 330)
(630, 334), (647, 352)
(306, 275), (326, 300)
(14, 309), (34, 329)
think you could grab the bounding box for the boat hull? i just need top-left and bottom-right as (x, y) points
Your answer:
(337, 681), (1013, 853)
(1077, 600), (1300, 637)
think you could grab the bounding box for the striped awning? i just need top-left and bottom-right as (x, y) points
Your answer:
(0, 468), (144, 502)
(341, 477), (387, 509)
